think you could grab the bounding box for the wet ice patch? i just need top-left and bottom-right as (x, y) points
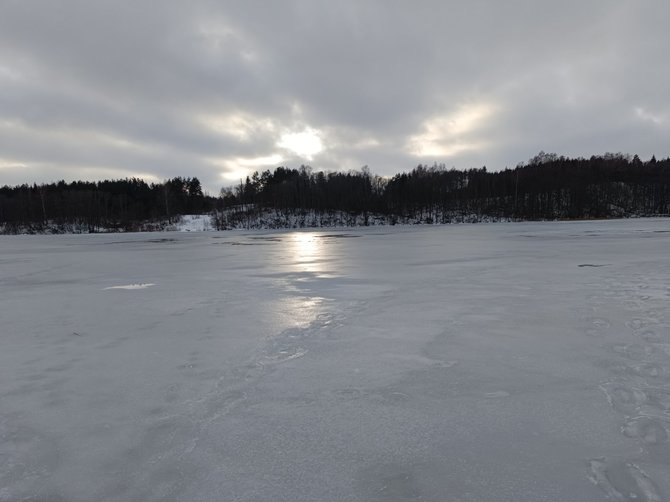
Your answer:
(485, 390), (511, 398)
(103, 283), (156, 290)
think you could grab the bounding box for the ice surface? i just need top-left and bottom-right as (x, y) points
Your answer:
(1, 219), (670, 501)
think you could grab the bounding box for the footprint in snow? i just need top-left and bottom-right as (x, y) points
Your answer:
(622, 417), (669, 445)
(635, 329), (662, 343)
(612, 343), (656, 361)
(646, 388), (670, 412)
(589, 457), (664, 502)
(627, 319), (652, 331)
(585, 317), (611, 336)
(600, 383), (648, 414)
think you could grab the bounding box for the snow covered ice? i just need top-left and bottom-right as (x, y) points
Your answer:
(1, 219), (670, 501)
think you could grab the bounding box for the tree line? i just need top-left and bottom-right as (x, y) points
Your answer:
(220, 152), (670, 224)
(2, 153), (669, 232)
(0, 177), (212, 232)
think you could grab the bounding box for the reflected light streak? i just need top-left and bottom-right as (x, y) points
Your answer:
(291, 232), (320, 270)
(288, 232), (338, 279)
(274, 233), (330, 330)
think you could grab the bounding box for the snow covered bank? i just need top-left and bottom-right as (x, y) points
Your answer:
(0, 214), (215, 234)
(3, 208), (665, 235)
(212, 206), (513, 230)
(175, 214), (213, 232)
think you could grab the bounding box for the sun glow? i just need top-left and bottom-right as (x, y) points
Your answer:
(277, 128), (324, 160)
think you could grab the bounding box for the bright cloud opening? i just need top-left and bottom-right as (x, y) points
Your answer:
(216, 154), (284, 182)
(0, 158), (28, 170)
(277, 128), (324, 160)
(0, 64), (22, 82)
(634, 107), (666, 126)
(199, 112), (276, 141)
(408, 103), (496, 157)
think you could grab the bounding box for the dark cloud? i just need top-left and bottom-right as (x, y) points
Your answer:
(1, 1), (668, 193)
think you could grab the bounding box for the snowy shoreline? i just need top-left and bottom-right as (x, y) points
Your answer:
(2, 210), (667, 235)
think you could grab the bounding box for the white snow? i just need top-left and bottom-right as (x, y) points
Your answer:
(1, 218), (669, 501)
(103, 283), (156, 290)
(175, 214), (213, 232)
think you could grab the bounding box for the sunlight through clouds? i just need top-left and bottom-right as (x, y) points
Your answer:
(200, 112), (327, 183)
(277, 127), (324, 160)
(634, 107), (666, 126)
(196, 19), (259, 63)
(408, 103), (497, 157)
(215, 154), (284, 182)
(198, 112), (277, 142)
(0, 158), (27, 170)
(0, 64), (22, 82)
(0, 1), (668, 191)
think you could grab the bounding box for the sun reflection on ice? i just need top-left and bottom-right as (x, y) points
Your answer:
(290, 232), (322, 272)
(271, 232), (335, 330)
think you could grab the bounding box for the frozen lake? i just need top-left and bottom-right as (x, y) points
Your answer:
(1, 219), (670, 501)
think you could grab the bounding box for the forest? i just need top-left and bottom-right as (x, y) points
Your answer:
(0, 176), (212, 233)
(1, 153), (669, 233)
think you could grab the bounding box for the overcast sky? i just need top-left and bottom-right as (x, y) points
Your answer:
(1, 1), (668, 194)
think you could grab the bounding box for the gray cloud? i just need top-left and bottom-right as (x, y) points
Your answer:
(1, 1), (668, 193)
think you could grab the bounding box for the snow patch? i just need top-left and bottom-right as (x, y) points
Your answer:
(174, 214), (213, 232)
(103, 283), (156, 290)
